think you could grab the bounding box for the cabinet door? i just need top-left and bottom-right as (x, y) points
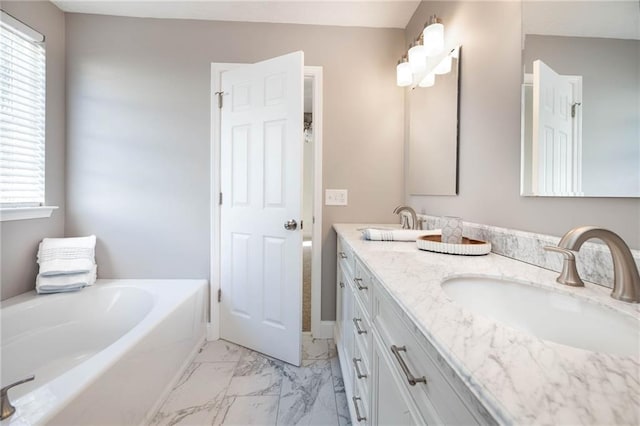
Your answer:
(372, 333), (422, 426)
(341, 277), (354, 377)
(336, 266), (344, 342)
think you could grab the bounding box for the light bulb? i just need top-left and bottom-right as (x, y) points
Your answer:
(434, 55), (452, 75)
(408, 43), (427, 73)
(396, 60), (412, 87)
(418, 73), (435, 88)
(423, 20), (444, 56)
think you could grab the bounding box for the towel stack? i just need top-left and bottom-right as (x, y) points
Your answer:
(362, 229), (441, 242)
(36, 235), (97, 294)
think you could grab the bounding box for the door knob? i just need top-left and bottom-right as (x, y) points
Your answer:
(284, 219), (298, 230)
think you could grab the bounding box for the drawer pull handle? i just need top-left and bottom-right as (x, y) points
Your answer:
(339, 252), (348, 259)
(354, 278), (368, 291)
(390, 345), (427, 386)
(352, 396), (367, 422)
(353, 318), (367, 335)
(352, 357), (367, 379)
(339, 281), (345, 288)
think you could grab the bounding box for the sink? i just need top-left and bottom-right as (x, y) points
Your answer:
(442, 277), (640, 357)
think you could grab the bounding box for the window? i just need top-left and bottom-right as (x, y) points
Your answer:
(0, 11), (46, 208)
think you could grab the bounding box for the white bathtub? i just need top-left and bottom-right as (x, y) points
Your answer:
(1, 279), (207, 425)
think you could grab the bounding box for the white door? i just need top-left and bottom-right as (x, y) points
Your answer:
(220, 51), (304, 366)
(532, 59), (574, 195)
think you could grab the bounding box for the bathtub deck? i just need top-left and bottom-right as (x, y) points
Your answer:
(149, 334), (350, 425)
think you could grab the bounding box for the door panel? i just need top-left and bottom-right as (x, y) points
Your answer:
(220, 51), (304, 366)
(532, 59), (577, 195)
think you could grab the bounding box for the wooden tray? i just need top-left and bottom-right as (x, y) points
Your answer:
(416, 235), (491, 256)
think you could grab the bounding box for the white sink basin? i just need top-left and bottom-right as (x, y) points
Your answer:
(442, 277), (640, 357)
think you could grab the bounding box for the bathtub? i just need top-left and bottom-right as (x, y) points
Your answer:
(1, 279), (207, 425)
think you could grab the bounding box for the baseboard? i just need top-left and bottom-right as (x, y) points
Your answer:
(206, 322), (219, 341)
(312, 320), (335, 339)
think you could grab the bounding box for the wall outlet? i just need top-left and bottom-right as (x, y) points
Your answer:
(325, 189), (348, 206)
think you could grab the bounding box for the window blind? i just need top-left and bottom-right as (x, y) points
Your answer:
(0, 13), (46, 207)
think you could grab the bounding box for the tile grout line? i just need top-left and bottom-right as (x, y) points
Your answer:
(212, 345), (246, 425)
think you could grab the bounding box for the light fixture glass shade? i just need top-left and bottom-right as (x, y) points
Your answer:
(408, 44), (427, 73)
(418, 73), (435, 88)
(423, 22), (444, 56)
(434, 55), (452, 75)
(396, 61), (412, 87)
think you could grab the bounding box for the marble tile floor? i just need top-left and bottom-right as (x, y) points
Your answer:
(150, 334), (351, 426)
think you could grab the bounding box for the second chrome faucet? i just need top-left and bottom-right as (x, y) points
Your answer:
(393, 206), (420, 230)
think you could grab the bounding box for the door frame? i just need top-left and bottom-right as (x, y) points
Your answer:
(208, 62), (330, 341)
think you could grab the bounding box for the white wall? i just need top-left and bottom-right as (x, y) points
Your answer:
(0, 1), (66, 300)
(405, 1), (640, 249)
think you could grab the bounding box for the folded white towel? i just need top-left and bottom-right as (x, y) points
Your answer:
(36, 264), (97, 294)
(37, 235), (96, 276)
(362, 229), (442, 242)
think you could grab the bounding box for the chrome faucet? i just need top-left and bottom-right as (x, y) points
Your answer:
(393, 206), (419, 230)
(1, 375), (35, 420)
(547, 226), (640, 303)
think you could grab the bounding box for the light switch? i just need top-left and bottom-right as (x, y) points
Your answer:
(325, 189), (348, 206)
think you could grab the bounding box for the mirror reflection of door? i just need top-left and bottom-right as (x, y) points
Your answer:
(530, 60), (583, 196)
(520, 1), (640, 197)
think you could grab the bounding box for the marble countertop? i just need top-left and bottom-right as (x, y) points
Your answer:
(334, 224), (640, 425)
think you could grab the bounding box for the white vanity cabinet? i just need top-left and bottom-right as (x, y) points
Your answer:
(371, 331), (423, 425)
(335, 236), (489, 426)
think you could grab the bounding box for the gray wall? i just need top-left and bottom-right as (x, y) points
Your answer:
(523, 35), (640, 197)
(65, 14), (405, 320)
(0, 1), (66, 300)
(405, 1), (640, 249)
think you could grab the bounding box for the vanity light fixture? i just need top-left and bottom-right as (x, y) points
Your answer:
(396, 15), (455, 88)
(434, 55), (452, 75)
(396, 56), (412, 87)
(422, 15), (444, 56)
(418, 73), (435, 88)
(408, 40), (427, 73)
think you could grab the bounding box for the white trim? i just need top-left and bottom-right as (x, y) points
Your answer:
(209, 62), (243, 341)
(314, 320), (335, 339)
(206, 323), (218, 341)
(0, 10), (45, 43)
(0, 206), (57, 222)
(306, 66), (326, 339)
(210, 62), (325, 340)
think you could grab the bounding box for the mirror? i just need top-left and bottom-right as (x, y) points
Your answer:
(408, 50), (460, 196)
(520, 1), (640, 197)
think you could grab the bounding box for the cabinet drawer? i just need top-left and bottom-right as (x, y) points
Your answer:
(337, 237), (355, 273)
(352, 372), (370, 425)
(353, 257), (372, 315)
(352, 296), (371, 357)
(374, 288), (479, 425)
(352, 332), (371, 397)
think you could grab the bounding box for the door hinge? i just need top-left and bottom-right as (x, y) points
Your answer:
(218, 288), (222, 303)
(215, 91), (224, 109)
(219, 192), (223, 205)
(571, 102), (581, 118)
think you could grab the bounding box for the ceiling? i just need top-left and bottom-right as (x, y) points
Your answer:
(51, 0), (422, 29)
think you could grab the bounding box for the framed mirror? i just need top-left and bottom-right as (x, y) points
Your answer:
(408, 50), (461, 196)
(520, 1), (639, 197)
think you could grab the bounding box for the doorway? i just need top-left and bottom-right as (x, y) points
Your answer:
(209, 59), (325, 365)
